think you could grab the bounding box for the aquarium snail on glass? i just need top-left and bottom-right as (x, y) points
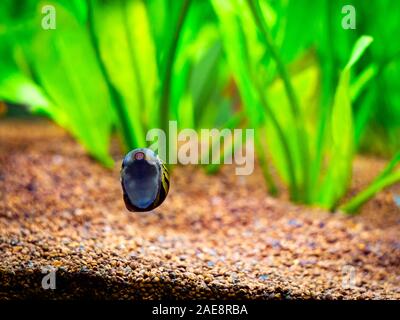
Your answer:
(120, 148), (170, 212)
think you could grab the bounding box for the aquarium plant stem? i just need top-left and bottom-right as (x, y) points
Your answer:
(254, 132), (278, 196)
(254, 81), (298, 200)
(246, 0), (310, 202)
(87, 0), (136, 150)
(159, 0), (192, 160)
(340, 151), (400, 213)
(309, 1), (336, 202)
(121, 0), (146, 129)
(371, 151), (400, 184)
(340, 170), (400, 214)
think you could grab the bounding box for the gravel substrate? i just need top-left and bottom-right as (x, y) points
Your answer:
(0, 120), (399, 299)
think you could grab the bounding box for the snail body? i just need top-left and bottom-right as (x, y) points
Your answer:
(121, 148), (169, 212)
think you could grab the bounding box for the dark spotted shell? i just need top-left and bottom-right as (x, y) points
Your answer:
(120, 148), (169, 212)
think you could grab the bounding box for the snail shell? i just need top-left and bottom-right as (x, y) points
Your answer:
(120, 148), (169, 212)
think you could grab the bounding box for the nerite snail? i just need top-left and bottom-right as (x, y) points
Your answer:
(120, 148), (170, 212)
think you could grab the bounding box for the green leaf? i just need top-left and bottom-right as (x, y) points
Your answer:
(171, 2), (221, 130)
(189, 40), (222, 128)
(89, 0), (157, 149)
(350, 63), (377, 102)
(203, 111), (244, 173)
(340, 168), (400, 214)
(158, 0), (192, 147)
(27, 3), (114, 167)
(0, 69), (50, 112)
(211, 0), (264, 128)
(344, 35), (374, 71)
(177, 92), (194, 129)
(211, 0), (278, 194)
(318, 36), (373, 209)
(320, 70), (353, 208)
(265, 62), (319, 188)
(58, 0), (88, 24)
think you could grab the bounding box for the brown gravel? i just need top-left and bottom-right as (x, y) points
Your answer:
(0, 119), (399, 300)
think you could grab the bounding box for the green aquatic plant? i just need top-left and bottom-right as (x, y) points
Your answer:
(0, 0), (230, 166)
(0, 0), (115, 166)
(211, 0), (398, 212)
(268, 0), (400, 157)
(340, 152), (400, 213)
(0, 0), (398, 213)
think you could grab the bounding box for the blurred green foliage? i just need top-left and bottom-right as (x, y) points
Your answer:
(275, 0), (400, 157)
(0, 0), (231, 166)
(0, 0), (399, 212)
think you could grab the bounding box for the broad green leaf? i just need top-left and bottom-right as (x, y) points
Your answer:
(318, 36), (373, 209)
(318, 69), (353, 208)
(28, 3), (114, 166)
(89, 0), (157, 148)
(265, 61), (319, 186)
(190, 41), (222, 118)
(203, 111), (244, 173)
(211, 0), (264, 128)
(177, 93), (194, 129)
(0, 68), (66, 124)
(211, 0), (278, 194)
(58, 0), (88, 24)
(344, 36), (374, 71)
